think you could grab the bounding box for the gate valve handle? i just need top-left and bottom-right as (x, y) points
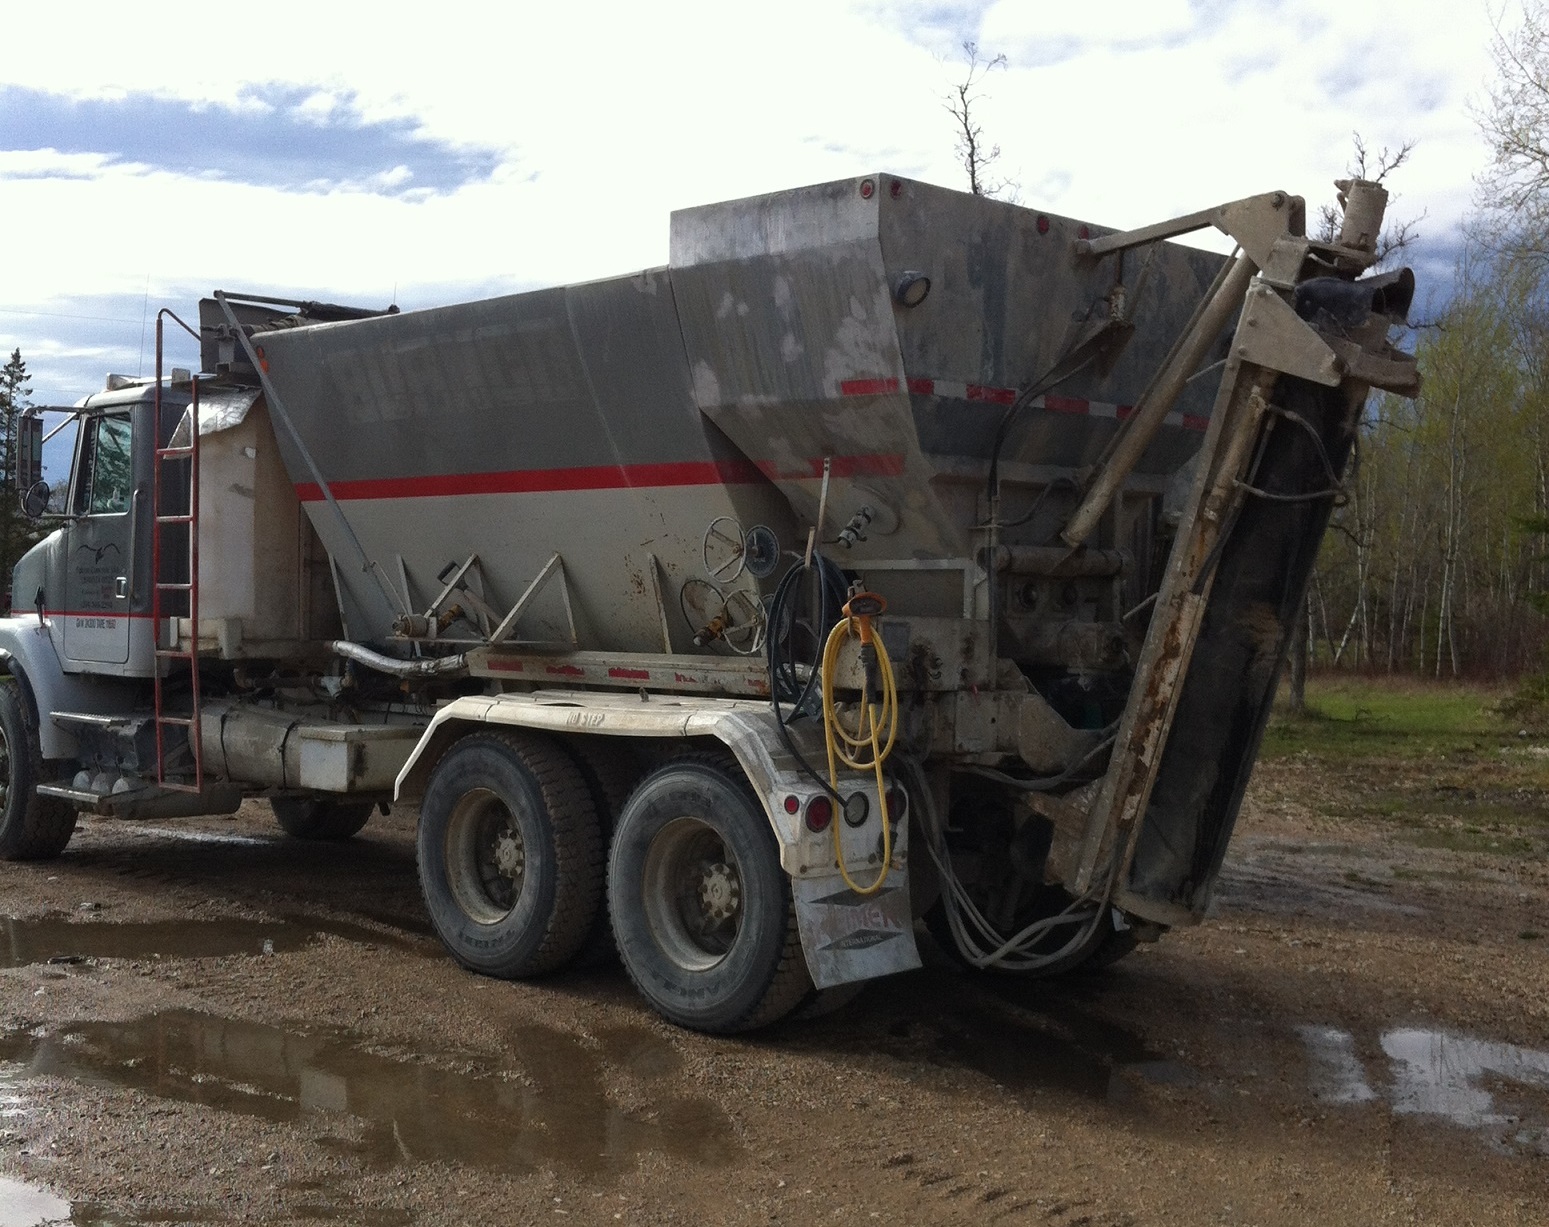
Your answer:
(693, 612), (729, 647)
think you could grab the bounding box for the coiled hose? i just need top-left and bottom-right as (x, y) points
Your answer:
(819, 596), (899, 895)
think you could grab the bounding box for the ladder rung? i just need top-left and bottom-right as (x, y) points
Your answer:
(156, 582), (194, 591)
(155, 716), (193, 727)
(155, 650), (194, 660)
(156, 514), (195, 525)
(156, 446), (195, 458)
(157, 781), (203, 794)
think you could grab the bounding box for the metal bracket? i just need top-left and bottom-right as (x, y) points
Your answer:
(647, 554), (676, 653)
(489, 553), (570, 647)
(1232, 284), (1346, 387)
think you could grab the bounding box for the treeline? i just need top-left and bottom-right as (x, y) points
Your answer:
(1308, 3), (1549, 680)
(1311, 248), (1549, 678)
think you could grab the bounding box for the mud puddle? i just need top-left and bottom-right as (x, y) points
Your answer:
(0, 1010), (736, 1179)
(1301, 1024), (1549, 1152)
(0, 1174), (242, 1226)
(839, 970), (1181, 1104)
(0, 1174), (69, 1226)
(0, 914), (438, 968)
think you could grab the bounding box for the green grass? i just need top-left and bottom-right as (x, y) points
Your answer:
(1262, 676), (1510, 761)
(1259, 676), (1549, 863)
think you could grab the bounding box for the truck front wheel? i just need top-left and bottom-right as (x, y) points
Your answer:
(608, 757), (811, 1033)
(418, 731), (603, 978)
(270, 796), (373, 841)
(0, 678), (76, 861)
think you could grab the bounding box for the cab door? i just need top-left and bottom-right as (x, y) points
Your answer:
(62, 412), (135, 665)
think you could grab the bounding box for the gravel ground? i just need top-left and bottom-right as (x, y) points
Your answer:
(0, 757), (1545, 1227)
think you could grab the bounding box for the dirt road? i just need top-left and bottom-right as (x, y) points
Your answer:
(0, 752), (1545, 1226)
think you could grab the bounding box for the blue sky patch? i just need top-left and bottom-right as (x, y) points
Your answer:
(0, 84), (505, 196)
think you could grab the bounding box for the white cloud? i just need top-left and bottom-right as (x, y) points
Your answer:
(0, 148), (126, 179)
(0, 0), (1510, 406)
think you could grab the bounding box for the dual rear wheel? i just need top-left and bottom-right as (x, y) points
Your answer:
(416, 736), (810, 1032)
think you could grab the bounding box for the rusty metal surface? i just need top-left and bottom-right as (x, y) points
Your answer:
(1067, 183), (1419, 920)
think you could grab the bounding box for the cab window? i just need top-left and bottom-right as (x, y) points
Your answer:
(72, 414), (133, 516)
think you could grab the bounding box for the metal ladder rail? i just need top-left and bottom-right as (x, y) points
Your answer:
(151, 310), (203, 792)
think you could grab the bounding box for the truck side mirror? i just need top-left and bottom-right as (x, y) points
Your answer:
(21, 480), (51, 520)
(16, 413), (43, 494)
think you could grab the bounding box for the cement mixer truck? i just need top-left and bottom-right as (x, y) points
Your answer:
(0, 173), (1417, 1032)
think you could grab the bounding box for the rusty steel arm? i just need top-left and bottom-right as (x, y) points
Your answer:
(1062, 179), (1418, 910)
(1073, 189), (1305, 272)
(1062, 255), (1256, 547)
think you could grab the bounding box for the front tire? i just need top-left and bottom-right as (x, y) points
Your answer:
(0, 678), (75, 861)
(270, 796), (374, 841)
(418, 731), (603, 978)
(608, 757), (811, 1033)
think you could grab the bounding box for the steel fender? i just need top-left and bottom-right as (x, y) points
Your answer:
(395, 691), (855, 869)
(394, 690), (920, 989)
(0, 617), (142, 760)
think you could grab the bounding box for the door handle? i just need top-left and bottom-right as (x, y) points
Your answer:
(115, 576), (128, 600)
(126, 487), (140, 602)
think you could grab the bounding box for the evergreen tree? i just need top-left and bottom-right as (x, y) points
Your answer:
(0, 350), (40, 595)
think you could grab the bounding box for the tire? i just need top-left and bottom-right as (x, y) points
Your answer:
(608, 756), (812, 1033)
(270, 796), (374, 841)
(418, 731), (603, 978)
(558, 739), (642, 969)
(0, 678), (76, 861)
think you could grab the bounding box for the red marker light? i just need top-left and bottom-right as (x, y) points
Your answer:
(1036, 215), (1050, 235)
(860, 179), (875, 200)
(889, 179), (902, 199)
(805, 796), (833, 832)
(783, 794), (800, 815)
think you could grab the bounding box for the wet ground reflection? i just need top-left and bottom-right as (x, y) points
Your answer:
(0, 1010), (736, 1180)
(1300, 1023), (1549, 1152)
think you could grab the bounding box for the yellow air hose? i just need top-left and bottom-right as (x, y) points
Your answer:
(820, 593), (899, 895)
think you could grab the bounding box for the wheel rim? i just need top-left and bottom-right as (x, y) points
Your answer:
(444, 787), (526, 925)
(641, 817), (744, 972)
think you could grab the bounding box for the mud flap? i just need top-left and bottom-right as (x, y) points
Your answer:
(791, 822), (921, 989)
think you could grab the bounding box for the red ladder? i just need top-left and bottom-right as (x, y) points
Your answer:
(151, 310), (203, 792)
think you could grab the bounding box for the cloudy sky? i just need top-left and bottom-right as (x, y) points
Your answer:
(0, 0), (1506, 408)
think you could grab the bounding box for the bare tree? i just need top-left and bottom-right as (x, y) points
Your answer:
(946, 42), (1017, 200)
(1288, 135), (1420, 710)
(1477, 1), (1549, 236)
(1314, 134), (1422, 265)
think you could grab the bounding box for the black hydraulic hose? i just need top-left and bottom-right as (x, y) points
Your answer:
(767, 550), (849, 802)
